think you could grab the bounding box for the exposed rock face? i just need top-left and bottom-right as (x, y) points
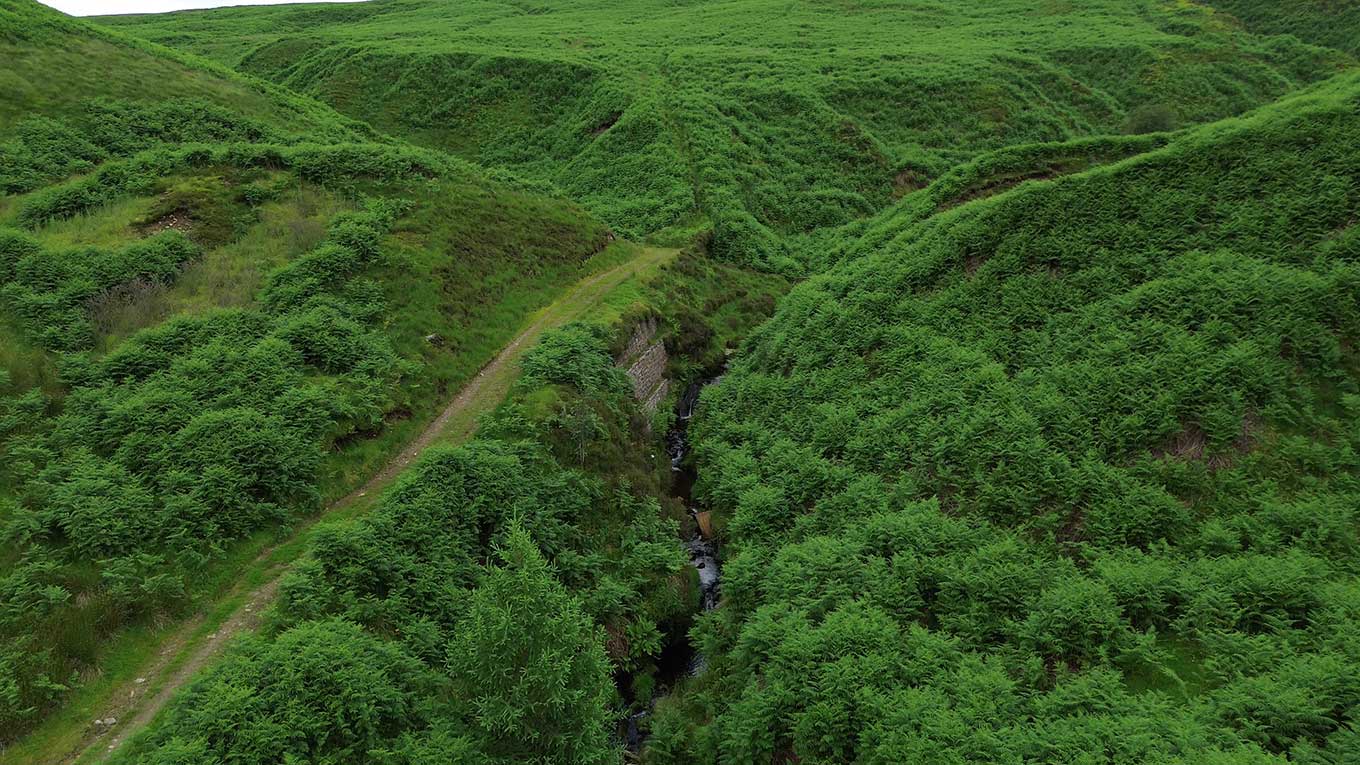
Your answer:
(617, 318), (669, 414)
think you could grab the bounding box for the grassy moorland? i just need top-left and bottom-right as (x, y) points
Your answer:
(104, 0), (1353, 272)
(0, 0), (662, 745)
(0, 0), (380, 194)
(661, 69), (1360, 763)
(4, 0), (1360, 764)
(1207, 0), (1360, 57)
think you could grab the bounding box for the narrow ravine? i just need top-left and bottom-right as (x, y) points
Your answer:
(624, 371), (724, 755)
(672, 377), (723, 621)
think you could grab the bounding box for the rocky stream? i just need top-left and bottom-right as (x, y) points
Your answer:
(622, 373), (723, 754)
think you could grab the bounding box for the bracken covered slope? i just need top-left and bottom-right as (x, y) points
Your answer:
(662, 70), (1360, 763)
(104, 0), (1353, 271)
(0, 0), (384, 193)
(1205, 0), (1360, 57)
(0, 0), (623, 743)
(5, 2), (1360, 763)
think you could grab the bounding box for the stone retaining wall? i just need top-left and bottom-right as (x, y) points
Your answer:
(618, 318), (669, 414)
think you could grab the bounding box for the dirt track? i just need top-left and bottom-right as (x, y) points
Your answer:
(54, 246), (675, 764)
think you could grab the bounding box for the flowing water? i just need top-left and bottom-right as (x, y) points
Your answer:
(671, 376), (723, 618)
(622, 373), (724, 754)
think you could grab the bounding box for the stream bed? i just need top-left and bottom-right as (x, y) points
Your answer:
(622, 373), (723, 754)
(671, 377), (723, 619)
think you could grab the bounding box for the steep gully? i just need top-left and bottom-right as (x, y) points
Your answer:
(623, 372), (724, 755)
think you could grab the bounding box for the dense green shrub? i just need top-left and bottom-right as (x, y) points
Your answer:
(116, 320), (686, 764)
(660, 71), (1360, 762)
(123, 619), (438, 764)
(0, 227), (40, 282)
(448, 525), (617, 764)
(1124, 103), (1179, 135)
(0, 202), (411, 734)
(521, 323), (631, 395)
(1, 230), (199, 351)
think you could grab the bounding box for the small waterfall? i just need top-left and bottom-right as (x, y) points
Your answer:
(676, 377), (705, 421)
(686, 533), (720, 614)
(682, 529), (720, 676)
(666, 428), (687, 473)
(666, 377), (706, 470)
(624, 709), (649, 753)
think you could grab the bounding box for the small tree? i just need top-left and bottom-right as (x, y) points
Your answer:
(553, 398), (605, 467)
(447, 524), (618, 765)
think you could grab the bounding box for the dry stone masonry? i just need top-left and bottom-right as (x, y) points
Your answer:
(617, 317), (669, 414)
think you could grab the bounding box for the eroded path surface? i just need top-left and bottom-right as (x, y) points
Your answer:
(51, 245), (677, 765)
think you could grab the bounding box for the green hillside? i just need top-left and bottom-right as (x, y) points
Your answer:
(1206, 0), (1360, 57)
(4, 0), (1360, 763)
(103, 0), (1352, 272)
(663, 70), (1360, 763)
(106, 322), (687, 765)
(0, 0), (385, 194)
(0, 0), (650, 745)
